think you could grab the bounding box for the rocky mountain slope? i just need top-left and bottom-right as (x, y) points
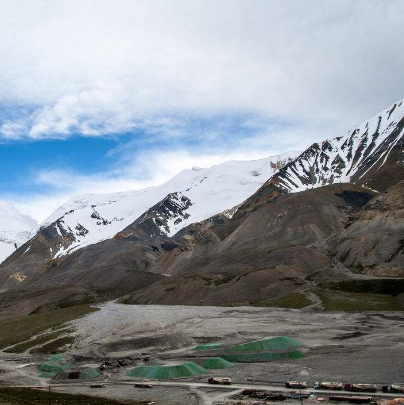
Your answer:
(0, 152), (298, 292)
(332, 180), (404, 276)
(122, 183), (376, 306)
(0, 202), (37, 264)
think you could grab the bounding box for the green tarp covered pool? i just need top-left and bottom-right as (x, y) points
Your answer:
(225, 336), (303, 354)
(202, 357), (234, 369)
(126, 362), (206, 379)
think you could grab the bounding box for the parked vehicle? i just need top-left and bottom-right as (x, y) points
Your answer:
(208, 377), (232, 385)
(330, 395), (372, 403)
(344, 383), (377, 393)
(314, 382), (343, 390)
(134, 383), (153, 388)
(286, 381), (307, 389)
(90, 384), (106, 388)
(382, 384), (404, 393)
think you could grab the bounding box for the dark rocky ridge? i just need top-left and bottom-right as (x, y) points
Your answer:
(116, 192), (192, 239)
(350, 115), (404, 192)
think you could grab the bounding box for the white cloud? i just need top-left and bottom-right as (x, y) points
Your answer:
(0, 0), (403, 139)
(2, 0), (404, 222)
(14, 194), (71, 225)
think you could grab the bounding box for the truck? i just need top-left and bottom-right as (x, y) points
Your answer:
(330, 395), (373, 403)
(382, 384), (404, 393)
(208, 377), (232, 385)
(314, 382), (343, 390)
(285, 381), (307, 389)
(344, 383), (377, 393)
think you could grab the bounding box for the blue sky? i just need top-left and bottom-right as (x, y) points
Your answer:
(0, 113), (308, 221)
(0, 0), (403, 221)
(0, 137), (117, 194)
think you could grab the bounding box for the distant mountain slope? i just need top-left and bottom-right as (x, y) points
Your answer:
(34, 151), (300, 258)
(0, 152), (299, 289)
(0, 202), (37, 263)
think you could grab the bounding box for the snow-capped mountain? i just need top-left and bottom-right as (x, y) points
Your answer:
(274, 100), (404, 193)
(1, 99), (404, 299)
(0, 202), (37, 263)
(33, 151), (300, 258)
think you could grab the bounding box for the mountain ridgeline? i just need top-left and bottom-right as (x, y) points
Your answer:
(0, 100), (403, 316)
(235, 100), (404, 219)
(280, 100), (404, 192)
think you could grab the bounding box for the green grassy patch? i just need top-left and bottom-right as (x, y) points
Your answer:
(32, 336), (76, 354)
(316, 289), (403, 311)
(0, 305), (98, 350)
(327, 279), (404, 296)
(29, 287), (115, 314)
(3, 329), (72, 353)
(252, 292), (312, 309)
(0, 387), (147, 405)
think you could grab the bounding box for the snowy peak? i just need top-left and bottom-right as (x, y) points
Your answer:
(0, 201), (37, 263)
(24, 151), (300, 259)
(275, 100), (404, 192)
(0, 201), (37, 234)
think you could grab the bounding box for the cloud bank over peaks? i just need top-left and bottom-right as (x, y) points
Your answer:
(0, 0), (403, 140)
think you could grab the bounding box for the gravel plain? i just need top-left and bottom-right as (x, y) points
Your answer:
(1, 303), (404, 404)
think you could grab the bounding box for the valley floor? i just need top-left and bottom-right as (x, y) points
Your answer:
(0, 303), (404, 405)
